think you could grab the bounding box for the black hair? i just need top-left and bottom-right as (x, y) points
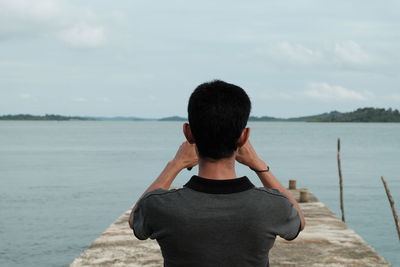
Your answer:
(188, 80), (251, 159)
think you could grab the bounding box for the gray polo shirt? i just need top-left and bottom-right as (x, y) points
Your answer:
(133, 176), (300, 267)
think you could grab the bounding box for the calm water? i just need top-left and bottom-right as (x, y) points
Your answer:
(0, 121), (399, 266)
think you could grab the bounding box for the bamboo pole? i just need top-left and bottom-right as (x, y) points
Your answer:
(337, 138), (345, 222)
(381, 176), (400, 241)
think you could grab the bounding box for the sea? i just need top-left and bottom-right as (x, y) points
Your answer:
(0, 121), (399, 266)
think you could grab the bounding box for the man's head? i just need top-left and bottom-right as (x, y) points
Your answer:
(185, 80), (251, 160)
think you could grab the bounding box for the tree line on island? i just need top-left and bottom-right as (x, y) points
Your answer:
(1, 107), (400, 122)
(0, 114), (92, 121)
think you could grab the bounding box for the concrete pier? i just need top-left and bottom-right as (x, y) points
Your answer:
(70, 189), (390, 267)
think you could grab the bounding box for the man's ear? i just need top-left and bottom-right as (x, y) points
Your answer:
(183, 123), (196, 144)
(237, 127), (250, 147)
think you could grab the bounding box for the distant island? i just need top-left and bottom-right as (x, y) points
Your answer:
(288, 108), (400, 122)
(1, 108), (400, 122)
(158, 116), (187, 121)
(0, 114), (92, 121)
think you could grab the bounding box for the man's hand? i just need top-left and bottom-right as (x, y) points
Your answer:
(172, 141), (198, 170)
(129, 141), (198, 229)
(237, 140), (305, 231)
(236, 140), (268, 170)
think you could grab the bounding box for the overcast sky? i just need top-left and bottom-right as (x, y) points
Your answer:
(0, 0), (399, 118)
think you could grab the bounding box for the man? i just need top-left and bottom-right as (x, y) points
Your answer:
(129, 80), (305, 267)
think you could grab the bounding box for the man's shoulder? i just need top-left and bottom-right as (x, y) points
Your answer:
(251, 187), (289, 200)
(140, 188), (187, 201)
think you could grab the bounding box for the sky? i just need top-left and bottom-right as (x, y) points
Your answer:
(0, 0), (399, 118)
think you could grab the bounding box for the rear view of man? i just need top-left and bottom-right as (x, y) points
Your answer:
(129, 80), (305, 267)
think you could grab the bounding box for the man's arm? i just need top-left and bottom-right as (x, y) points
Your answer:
(236, 140), (305, 231)
(129, 141), (198, 229)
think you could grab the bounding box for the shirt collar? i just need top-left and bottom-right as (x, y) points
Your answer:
(184, 175), (255, 194)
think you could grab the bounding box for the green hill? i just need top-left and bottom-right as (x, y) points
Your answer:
(287, 111), (342, 122)
(249, 116), (284, 121)
(306, 108), (400, 122)
(158, 116), (187, 121)
(2, 108), (399, 122)
(0, 114), (91, 121)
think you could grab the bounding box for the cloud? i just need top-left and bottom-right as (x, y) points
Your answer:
(385, 93), (400, 102)
(334, 41), (371, 65)
(266, 40), (375, 67)
(60, 23), (106, 48)
(72, 97), (87, 102)
(304, 82), (373, 101)
(18, 93), (32, 99)
(98, 97), (110, 102)
(0, 0), (64, 20)
(268, 42), (324, 65)
(0, 0), (108, 47)
(17, 92), (38, 101)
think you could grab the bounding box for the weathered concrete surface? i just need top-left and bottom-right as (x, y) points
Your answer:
(70, 190), (390, 267)
(269, 201), (390, 266)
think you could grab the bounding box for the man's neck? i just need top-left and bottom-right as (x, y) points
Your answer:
(197, 156), (237, 180)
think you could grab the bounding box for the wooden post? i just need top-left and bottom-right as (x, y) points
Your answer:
(337, 138), (345, 222)
(381, 176), (400, 241)
(289, 180), (297, 190)
(300, 190), (309, 203)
